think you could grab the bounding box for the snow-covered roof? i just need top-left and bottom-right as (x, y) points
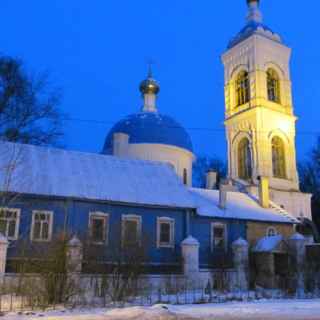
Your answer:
(253, 235), (284, 252)
(228, 21), (282, 49)
(289, 233), (305, 241)
(0, 142), (300, 224)
(0, 142), (194, 209)
(189, 188), (298, 224)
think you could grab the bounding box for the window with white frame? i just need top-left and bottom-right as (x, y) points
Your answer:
(157, 217), (175, 248)
(31, 211), (53, 242)
(211, 223), (227, 251)
(266, 226), (277, 237)
(89, 212), (109, 244)
(0, 208), (20, 240)
(122, 215), (141, 246)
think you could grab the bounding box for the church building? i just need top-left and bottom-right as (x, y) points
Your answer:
(0, 0), (315, 276)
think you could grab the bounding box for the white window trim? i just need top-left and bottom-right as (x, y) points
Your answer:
(89, 212), (109, 245)
(30, 210), (53, 242)
(211, 222), (228, 252)
(121, 214), (142, 246)
(157, 217), (175, 249)
(0, 207), (20, 240)
(266, 226), (278, 237)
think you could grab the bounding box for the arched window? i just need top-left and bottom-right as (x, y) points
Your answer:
(266, 227), (277, 237)
(238, 138), (252, 180)
(272, 136), (286, 179)
(267, 69), (280, 103)
(236, 71), (250, 106)
(183, 169), (188, 185)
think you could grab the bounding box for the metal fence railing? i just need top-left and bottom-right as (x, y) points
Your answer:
(0, 273), (319, 313)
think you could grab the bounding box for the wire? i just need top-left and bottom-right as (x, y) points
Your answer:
(62, 116), (320, 137)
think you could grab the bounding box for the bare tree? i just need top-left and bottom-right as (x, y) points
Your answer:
(83, 223), (149, 304)
(299, 137), (320, 232)
(193, 155), (227, 188)
(14, 232), (80, 305)
(0, 55), (64, 146)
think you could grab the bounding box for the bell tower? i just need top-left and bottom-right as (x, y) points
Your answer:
(222, 0), (299, 192)
(221, 0), (313, 220)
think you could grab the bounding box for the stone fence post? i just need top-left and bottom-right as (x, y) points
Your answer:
(0, 233), (8, 277)
(232, 238), (249, 291)
(66, 236), (83, 274)
(288, 233), (307, 297)
(181, 236), (200, 280)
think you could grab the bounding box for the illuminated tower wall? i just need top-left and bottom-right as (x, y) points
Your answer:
(221, 0), (312, 219)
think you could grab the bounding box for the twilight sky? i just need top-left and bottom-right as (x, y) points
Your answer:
(1, 0), (319, 161)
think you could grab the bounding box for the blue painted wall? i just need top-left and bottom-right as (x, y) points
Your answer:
(6, 196), (187, 266)
(190, 214), (246, 268)
(7, 197), (68, 257)
(5, 195), (247, 270)
(70, 199), (187, 265)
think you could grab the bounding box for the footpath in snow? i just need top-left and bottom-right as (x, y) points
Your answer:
(2, 299), (320, 320)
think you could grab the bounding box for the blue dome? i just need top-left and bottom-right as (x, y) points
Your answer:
(228, 21), (281, 49)
(103, 112), (193, 154)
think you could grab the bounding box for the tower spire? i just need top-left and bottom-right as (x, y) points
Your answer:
(139, 66), (160, 113)
(246, 0), (262, 23)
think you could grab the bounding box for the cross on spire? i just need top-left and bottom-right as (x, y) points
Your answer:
(246, 0), (262, 23)
(147, 59), (156, 78)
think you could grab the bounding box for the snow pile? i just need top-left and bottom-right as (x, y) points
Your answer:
(232, 237), (248, 247)
(104, 305), (192, 320)
(3, 305), (194, 320)
(171, 299), (320, 320)
(181, 236), (199, 246)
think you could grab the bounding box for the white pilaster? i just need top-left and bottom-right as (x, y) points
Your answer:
(0, 233), (8, 276)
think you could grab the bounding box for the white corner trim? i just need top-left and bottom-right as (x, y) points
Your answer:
(156, 217), (175, 249)
(30, 210), (54, 242)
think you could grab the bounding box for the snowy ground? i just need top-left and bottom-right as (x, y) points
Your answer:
(2, 300), (320, 320)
